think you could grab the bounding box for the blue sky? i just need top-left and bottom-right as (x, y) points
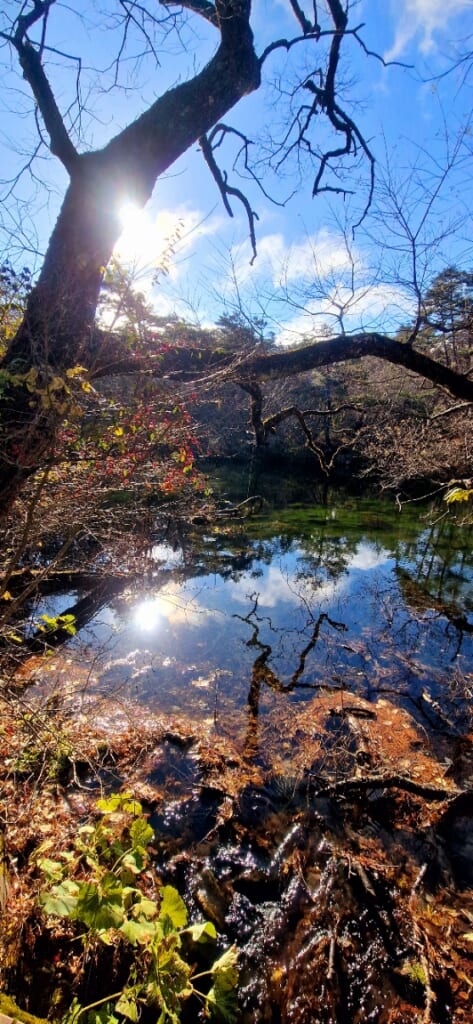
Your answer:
(1, 0), (472, 341)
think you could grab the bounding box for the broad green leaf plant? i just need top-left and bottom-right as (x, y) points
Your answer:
(35, 793), (238, 1023)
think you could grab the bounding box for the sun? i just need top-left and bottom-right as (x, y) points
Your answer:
(114, 201), (183, 270)
(115, 202), (157, 265)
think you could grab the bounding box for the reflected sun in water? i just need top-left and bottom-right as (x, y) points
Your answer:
(133, 598), (164, 632)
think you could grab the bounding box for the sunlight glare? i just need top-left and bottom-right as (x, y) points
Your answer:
(133, 598), (164, 632)
(115, 202), (180, 269)
(116, 202), (157, 264)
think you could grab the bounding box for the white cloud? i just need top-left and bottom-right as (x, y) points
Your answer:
(230, 561), (348, 609)
(275, 230), (354, 285)
(276, 282), (415, 344)
(349, 542), (391, 571)
(386, 0), (472, 60)
(230, 564), (299, 608)
(251, 229), (354, 287)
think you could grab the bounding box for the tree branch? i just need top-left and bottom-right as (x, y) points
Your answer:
(200, 130), (259, 262)
(304, 0), (375, 227)
(243, 334), (473, 403)
(89, 331), (473, 405)
(288, 0), (318, 36)
(8, 2), (79, 173)
(159, 0), (218, 26)
(99, 1), (260, 204)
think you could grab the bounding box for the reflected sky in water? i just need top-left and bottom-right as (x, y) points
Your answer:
(34, 507), (473, 736)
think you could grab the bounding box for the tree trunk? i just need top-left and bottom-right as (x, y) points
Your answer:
(0, 2), (260, 516)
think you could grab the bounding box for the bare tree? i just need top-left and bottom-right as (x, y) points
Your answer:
(0, 0), (382, 516)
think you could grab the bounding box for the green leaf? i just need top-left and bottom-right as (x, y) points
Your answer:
(37, 856), (64, 882)
(148, 948), (192, 1006)
(121, 852), (143, 875)
(40, 878), (79, 917)
(75, 881), (125, 930)
(61, 997), (84, 1024)
(185, 920), (217, 943)
(132, 895), (158, 919)
(101, 872), (124, 900)
(206, 985), (238, 1023)
(158, 885), (188, 930)
(211, 946), (239, 988)
(96, 792), (142, 816)
(119, 918), (156, 946)
(129, 816), (154, 852)
(205, 947), (239, 1022)
(85, 1006), (119, 1024)
(114, 994), (139, 1022)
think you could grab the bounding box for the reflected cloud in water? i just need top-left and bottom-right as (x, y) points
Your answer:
(350, 541), (392, 570)
(30, 501), (473, 738)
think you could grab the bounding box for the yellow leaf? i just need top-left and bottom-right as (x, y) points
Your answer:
(445, 487), (473, 505)
(66, 366), (88, 378)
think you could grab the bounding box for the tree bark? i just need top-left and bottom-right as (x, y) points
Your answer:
(244, 333), (473, 401)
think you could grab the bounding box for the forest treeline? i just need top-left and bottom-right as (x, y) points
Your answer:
(1, 260), (472, 507)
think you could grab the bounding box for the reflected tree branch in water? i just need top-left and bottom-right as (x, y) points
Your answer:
(397, 566), (473, 650)
(291, 613), (347, 688)
(307, 771), (461, 802)
(5, 576), (131, 680)
(235, 593), (348, 757)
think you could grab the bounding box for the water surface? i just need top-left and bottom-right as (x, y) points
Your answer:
(33, 494), (473, 744)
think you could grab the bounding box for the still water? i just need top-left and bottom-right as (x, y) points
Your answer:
(34, 494), (473, 742)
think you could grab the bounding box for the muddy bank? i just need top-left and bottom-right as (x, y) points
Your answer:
(1, 687), (472, 1023)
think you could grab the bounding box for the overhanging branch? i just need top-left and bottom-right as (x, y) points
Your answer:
(243, 334), (473, 403)
(90, 331), (473, 405)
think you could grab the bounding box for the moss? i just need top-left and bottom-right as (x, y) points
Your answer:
(0, 993), (49, 1024)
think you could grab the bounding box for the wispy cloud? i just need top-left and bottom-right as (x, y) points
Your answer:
(226, 227), (355, 292)
(263, 229), (354, 285)
(386, 0), (471, 60)
(276, 282), (415, 345)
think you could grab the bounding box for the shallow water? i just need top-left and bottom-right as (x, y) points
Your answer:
(12, 490), (473, 1023)
(32, 494), (473, 743)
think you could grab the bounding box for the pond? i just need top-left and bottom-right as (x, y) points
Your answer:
(11, 486), (473, 1023)
(32, 490), (473, 746)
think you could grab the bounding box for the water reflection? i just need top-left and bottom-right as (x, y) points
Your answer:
(134, 598), (165, 632)
(31, 500), (473, 743)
